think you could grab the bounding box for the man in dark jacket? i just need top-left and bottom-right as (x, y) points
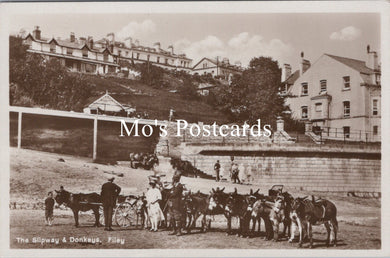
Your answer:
(214, 160), (221, 182)
(168, 173), (184, 236)
(101, 177), (121, 231)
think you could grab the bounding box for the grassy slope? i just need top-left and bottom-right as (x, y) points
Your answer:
(84, 74), (229, 124)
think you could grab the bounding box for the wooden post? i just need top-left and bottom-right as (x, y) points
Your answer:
(93, 118), (98, 161)
(17, 111), (22, 148)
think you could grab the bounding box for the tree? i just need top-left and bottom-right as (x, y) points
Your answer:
(178, 77), (199, 100)
(216, 56), (286, 126)
(9, 35), (92, 111)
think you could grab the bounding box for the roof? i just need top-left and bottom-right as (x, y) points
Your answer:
(25, 33), (114, 55)
(284, 70), (300, 85)
(193, 57), (243, 71)
(325, 54), (374, 75)
(86, 92), (128, 112)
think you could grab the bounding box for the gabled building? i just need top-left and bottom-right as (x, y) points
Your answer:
(23, 26), (119, 74)
(283, 47), (381, 142)
(95, 33), (193, 72)
(191, 57), (243, 81)
(83, 92), (135, 116)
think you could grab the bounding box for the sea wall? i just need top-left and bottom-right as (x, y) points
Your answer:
(181, 143), (381, 193)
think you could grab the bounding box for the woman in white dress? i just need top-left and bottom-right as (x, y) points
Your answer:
(145, 181), (165, 231)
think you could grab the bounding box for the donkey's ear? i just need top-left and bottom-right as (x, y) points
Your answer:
(234, 188), (237, 194)
(254, 189), (259, 195)
(302, 196), (308, 200)
(55, 190), (59, 193)
(221, 187), (225, 192)
(250, 189), (253, 195)
(212, 188), (215, 193)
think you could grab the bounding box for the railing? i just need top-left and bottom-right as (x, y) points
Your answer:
(313, 127), (381, 143)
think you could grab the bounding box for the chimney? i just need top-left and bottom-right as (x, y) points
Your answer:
(168, 45), (174, 55)
(125, 37), (133, 48)
(33, 26), (41, 40)
(366, 45), (379, 71)
(87, 36), (93, 49)
(135, 39), (140, 47)
(79, 37), (86, 45)
(300, 51), (310, 75)
(222, 58), (230, 64)
(107, 33), (115, 44)
(153, 42), (161, 52)
(282, 64), (292, 81)
(70, 32), (75, 42)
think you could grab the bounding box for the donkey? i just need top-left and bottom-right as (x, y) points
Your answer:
(224, 188), (254, 237)
(251, 198), (274, 240)
(291, 196), (338, 248)
(269, 191), (294, 241)
(55, 189), (101, 227)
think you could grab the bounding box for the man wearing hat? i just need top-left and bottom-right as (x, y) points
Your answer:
(101, 177), (121, 231)
(168, 172), (184, 236)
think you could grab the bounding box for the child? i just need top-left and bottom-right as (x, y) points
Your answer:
(45, 191), (55, 226)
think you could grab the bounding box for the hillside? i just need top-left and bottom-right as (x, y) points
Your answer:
(83, 73), (228, 124)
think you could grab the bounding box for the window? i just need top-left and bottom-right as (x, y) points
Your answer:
(315, 103), (322, 112)
(375, 74), (381, 85)
(343, 76), (350, 90)
(373, 99), (378, 115)
(50, 43), (56, 53)
(301, 106), (308, 119)
(320, 80), (327, 93)
(147, 54), (150, 61)
(118, 50), (121, 56)
(373, 125), (378, 135)
(157, 57), (160, 63)
(165, 58), (168, 64)
(280, 84), (288, 95)
(136, 53), (140, 59)
(125, 51), (129, 56)
(66, 48), (73, 55)
(203, 62), (208, 68)
(301, 83), (308, 96)
(343, 126), (350, 138)
(343, 101), (350, 117)
(82, 49), (88, 58)
(103, 53), (108, 62)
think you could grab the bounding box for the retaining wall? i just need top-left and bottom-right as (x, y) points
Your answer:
(181, 144), (381, 193)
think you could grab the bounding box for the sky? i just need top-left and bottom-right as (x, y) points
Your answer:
(9, 13), (380, 69)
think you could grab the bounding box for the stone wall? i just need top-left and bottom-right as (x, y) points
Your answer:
(181, 144), (381, 193)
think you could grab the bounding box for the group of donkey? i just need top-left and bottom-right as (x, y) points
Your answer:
(53, 186), (338, 248)
(181, 187), (338, 248)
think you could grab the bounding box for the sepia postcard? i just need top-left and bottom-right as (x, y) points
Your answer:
(0, 1), (389, 257)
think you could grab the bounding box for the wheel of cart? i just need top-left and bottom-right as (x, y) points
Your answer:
(114, 195), (139, 228)
(268, 184), (284, 196)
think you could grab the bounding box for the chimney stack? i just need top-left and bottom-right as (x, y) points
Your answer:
(87, 36), (93, 49)
(33, 26), (41, 40)
(107, 33), (115, 44)
(125, 37), (133, 48)
(168, 45), (174, 55)
(366, 45), (379, 71)
(300, 51), (310, 75)
(282, 64), (292, 81)
(153, 42), (161, 52)
(79, 37), (86, 45)
(70, 32), (75, 43)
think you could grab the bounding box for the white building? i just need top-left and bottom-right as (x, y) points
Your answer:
(24, 26), (119, 74)
(95, 33), (193, 72)
(283, 47), (381, 142)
